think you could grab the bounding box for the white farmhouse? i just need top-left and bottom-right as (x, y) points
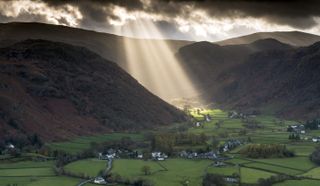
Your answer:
(94, 177), (106, 184)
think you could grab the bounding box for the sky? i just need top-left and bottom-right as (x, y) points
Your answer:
(0, 0), (320, 41)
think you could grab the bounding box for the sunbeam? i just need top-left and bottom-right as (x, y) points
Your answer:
(120, 19), (200, 104)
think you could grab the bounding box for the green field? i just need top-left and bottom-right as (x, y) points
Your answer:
(0, 176), (84, 186)
(0, 160), (53, 169)
(207, 166), (239, 176)
(251, 157), (315, 171)
(64, 158), (106, 177)
(243, 162), (303, 175)
(111, 159), (212, 186)
(240, 167), (275, 183)
(302, 167), (320, 179)
(275, 179), (320, 186)
(0, 160), (55, 177)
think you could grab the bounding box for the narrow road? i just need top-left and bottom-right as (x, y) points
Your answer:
(76, 158), (113, 186)
(104, 159), (113, 175)
(77, 178), (93, 186)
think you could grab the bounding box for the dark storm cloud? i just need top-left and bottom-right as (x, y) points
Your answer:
(38, 0), (320, 29)
(190, 0), (320, 29)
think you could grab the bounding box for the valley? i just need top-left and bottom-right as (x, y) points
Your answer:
(1, 108), (320, 186)
(0, 7), (320, 185)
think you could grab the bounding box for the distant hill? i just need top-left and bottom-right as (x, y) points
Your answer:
(177, 38), (293, 89)
(178, 38), (320, 120)
(216, 31), (320, 46)
(211, 41), (320, 119)
(0, 40), (186, 141)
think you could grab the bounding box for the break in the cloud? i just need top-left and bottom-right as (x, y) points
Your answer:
(0, 0), (319, 41)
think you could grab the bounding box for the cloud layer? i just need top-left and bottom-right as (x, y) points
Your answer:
(0, 0), (319, 40)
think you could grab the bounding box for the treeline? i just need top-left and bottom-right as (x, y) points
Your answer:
(107, 173), (154, 186)
(305, 119), (320, 130)
(258, 175), (296, 186)
(151, 133), (209, 155)
(0, 133), (43, 157)
(310, 146), (320, 165)
(240, 144), (295, 158)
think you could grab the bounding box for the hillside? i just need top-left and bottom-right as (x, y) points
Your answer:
(217, 31), (320, 46)
(177, 38), (293, 90)
(0, 22), (193, 100)
(178, 38), (320, 119)
(0, 40), (186, 141)
(207, 42), (320, 119)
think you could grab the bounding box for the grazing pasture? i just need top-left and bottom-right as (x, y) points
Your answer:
(275, 179), (320, 186)
(243, 162), (303, 175)
(206, 166), (239, 176)
(240, 167), (275, 183)
(111, 159), (212, 186)
(0, 176), (84, 186)
(302, 167), (320, 179)
(64, 159), (107, 177)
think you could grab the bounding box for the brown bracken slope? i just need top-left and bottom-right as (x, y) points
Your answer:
(0, 40), (186, 141)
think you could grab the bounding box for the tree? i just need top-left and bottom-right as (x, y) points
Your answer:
(310, 146), (320, 165)
(199, 133), (208, 144)
(141, 165), (151, 175)
(305, 119), (320, 130)
(202, 173), (226, 186)
(211, 137), (220, 149)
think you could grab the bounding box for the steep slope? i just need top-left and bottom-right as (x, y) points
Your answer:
(217, 31), (320, 46)
(0, 40), (186, 141)
(0, 22), (193, 100)
(209, 41), (320, 119)
(178, 38), (320, 119)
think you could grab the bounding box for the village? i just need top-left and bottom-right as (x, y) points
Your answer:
(2, 108), (320, 186)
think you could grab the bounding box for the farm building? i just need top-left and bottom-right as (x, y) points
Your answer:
(179, 150), (217, 160)
(94, 177), (107, 184)
(312, 137), (320, 142)
(287, 124), (305, 134)
(151, 152), (168, 161)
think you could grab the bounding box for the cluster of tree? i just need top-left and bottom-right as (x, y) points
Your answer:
(175, 133), (208, 146)
(107, 173), (154, 186)
(0, 133), (43, 157)
(151, 132), (208, 155)
(90, 137), (147, 153)
(305, 119), (320, 130)
(141, 165), (151, 175)
(242, 119), (264, 129)
(310, 146), (320, 165)
(240, 144), (295, 158)
(288, 133), (300, 140)
(151, 133), (175, 155)
(202, 173), (226, 186)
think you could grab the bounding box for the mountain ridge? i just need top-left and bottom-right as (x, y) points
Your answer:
(216, 31), (320, 46)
